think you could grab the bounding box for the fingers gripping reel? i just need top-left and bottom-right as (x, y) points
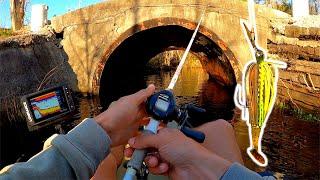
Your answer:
(146, 90), (177, 122)
(146, 90), (206, 143)
(123, 90), (206, 180)
(176, 104), (206, 143)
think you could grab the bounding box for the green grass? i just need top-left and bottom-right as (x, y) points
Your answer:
(276, 101), (320, 122)
(0, 28), (14, 39)
(292, 108), (320, 122)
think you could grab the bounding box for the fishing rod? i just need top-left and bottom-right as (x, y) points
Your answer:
(123, 9), (207, 180)
(167, 10), (205, 90)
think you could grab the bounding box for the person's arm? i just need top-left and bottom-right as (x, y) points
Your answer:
(126, 127), (275, 180)
(221, 163), (275, 180)
(1, 84), (155, 180)
(0, 118), (111, 180)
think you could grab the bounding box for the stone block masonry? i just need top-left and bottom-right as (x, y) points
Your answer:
(268, 16), (320, 113)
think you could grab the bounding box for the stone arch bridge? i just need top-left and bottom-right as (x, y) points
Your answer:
(51, 0), (288, 97)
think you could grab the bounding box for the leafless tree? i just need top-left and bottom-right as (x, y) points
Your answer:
(266, 0), (278, 8)
(310, 0), (320, 14)
(10, 0), (26, 31)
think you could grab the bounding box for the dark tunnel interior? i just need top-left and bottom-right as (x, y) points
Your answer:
(99, 25), (236, 109)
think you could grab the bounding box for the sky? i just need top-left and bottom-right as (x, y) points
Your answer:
(1, 0), (317, 28)
(0, 0), (103, 28)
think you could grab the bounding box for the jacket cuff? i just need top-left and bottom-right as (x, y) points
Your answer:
(221, 163), (266, 180)
(51, 118), (111, 175)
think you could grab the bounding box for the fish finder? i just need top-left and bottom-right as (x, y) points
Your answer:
(21, 86), (75, 131)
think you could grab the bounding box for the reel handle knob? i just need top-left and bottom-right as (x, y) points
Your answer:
(180, 126), (205, 143)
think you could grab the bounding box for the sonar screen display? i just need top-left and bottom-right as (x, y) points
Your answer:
(30, 89), (68, 121)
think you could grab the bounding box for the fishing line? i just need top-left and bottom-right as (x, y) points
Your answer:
(167, 8), (206, 90)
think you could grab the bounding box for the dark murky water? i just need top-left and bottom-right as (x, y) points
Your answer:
(234, 111), (320, 179)
(263, 112), (319, 179)
(1, 61), (319, 179)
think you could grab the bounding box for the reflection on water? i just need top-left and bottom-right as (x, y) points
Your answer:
(145, 66), (207, 97)
(144, 63), (235, 126)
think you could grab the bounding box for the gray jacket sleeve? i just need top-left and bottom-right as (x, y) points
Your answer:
(221, 163), (275, 180)
(0, 118), (111, 180)
(1, 118), (274, 180)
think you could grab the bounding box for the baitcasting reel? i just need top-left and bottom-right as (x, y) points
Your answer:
(123, 90), (206, 180)
(146, 90), (205, 143)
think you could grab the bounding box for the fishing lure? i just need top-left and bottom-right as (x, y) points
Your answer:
(234, 0), (287, 167)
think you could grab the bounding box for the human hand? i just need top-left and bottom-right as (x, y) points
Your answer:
(125, 128), (231, 179)
(91, 145), (124, 180)
(95, 84), (155, 147)
(195, 120), (243, 164)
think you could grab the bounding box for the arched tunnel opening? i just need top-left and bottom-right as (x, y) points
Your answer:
(99, 25), (237, 126)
